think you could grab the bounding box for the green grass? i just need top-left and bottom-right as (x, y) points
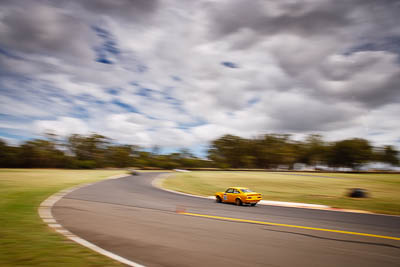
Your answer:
(163, 171), (400, 215)
(0, 169), (128, 266)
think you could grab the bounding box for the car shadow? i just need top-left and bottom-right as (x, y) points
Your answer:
(216, 201), (257, 207)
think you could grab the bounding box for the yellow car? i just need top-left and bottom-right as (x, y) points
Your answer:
(215, 187), (262, 206)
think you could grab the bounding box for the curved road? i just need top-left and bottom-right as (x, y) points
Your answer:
(53, 172), (400, 267)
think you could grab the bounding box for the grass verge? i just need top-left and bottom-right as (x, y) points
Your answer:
(0, 168), (128, 266)
(163, 171), (400, 215)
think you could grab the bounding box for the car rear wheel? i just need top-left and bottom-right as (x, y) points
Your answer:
(250, 203), (257, 206)
(216, 196), (222, 203)
(235, 198), (242, 206)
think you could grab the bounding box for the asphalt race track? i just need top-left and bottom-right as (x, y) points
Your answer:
(53, 172), (400, 267)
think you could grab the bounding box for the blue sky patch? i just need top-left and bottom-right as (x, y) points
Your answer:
(136, 64), (148, 73)
(136, 87), (153, 97)
(112, 100), (140, 113)
(77, 93), (98, 102)
(248, 97), (260, 106)
(92, 26), (120, 65)
(71, 106), (89, 119)
(368, 131), (383, 136)
(131, 81), (140, 87)
(347, 36), (400, 60)
(103, 40), (119, 55)
(0, 129), (34, 143)
(171, 75), (182, 81)
(0, 46), (22, 60)
(177, 119), (206, 130)
(96, 57), (113, 64)
(107, 88), (120, 95)
(221, 61), (239, 68)
(165, 96), (180, 106)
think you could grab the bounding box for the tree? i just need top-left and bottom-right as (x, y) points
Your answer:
(18, 139), (67, 168)
(0, 139), (20, 168)
(298, 134), (328, 166)
(107, 145), (135, 167)
(381, 145), (399, 166)
(250, 134), (297, 169)
(327, 138), (372, 169)
(67, 134), (110, 167)
(208, 135), (249, 168)
(0, 139), (8, 167)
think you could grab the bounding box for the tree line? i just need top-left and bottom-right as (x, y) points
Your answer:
(208, 134), (399, 169)
(0, 133), (209, 169)
(0, 133), (398, 170)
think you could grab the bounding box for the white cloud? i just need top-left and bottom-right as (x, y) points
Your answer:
(33, 117), (89, 136)
(0, 95), (51, 117)
(1, 0), (399, 152)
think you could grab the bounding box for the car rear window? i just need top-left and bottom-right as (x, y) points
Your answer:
(241, 189), (253, 193)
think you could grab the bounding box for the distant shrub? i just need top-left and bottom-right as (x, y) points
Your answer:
(73, 160), (97, 169)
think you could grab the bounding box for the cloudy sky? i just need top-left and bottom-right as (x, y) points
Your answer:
(0, 0), (399, 155)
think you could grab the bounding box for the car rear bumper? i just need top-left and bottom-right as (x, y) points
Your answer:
(244, 199), (261, 204)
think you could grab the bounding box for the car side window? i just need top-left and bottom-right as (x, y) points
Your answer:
(226, 188), (234, 193)
(234, 189), (240, 194)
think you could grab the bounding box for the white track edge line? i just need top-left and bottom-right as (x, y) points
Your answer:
(38, 173), (145, 267)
